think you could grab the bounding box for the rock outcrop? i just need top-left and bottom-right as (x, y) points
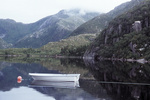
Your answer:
(132, 21), (142, 32)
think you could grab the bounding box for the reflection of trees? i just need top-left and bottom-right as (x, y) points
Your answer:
(84, 59), (150, 100)
(79, 79), (111, 99)
(100, 83), (150, 100)
(60, 58), (85, 68)
(41, 58), (94, 79)
(84, 59), (150, 83)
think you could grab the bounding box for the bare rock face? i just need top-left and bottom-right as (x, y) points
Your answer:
(118, 24), (122, 34)
(132, 21), (142, 32)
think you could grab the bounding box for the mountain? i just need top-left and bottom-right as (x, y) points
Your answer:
(0, 9), (99, 48)
(0, 19), (36, 48)
(0, 38), (12, 49)
(14, 9), (99, 48)
(0, 18), (43, 49)
(0, 19), (38, 44)
(70, 0), (145, 36)
(84, 0), (150, 60)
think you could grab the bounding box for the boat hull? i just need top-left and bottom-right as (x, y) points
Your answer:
(29, 73), (80, 82)
(30, 80), (80, 88)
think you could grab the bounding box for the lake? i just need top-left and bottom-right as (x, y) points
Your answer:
(0, 57), (150, 100)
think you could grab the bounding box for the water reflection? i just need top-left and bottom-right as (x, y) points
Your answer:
(30, 80), (80, 89)
(0, 87), (55, 100)
(32, 86), (102, 100)
(0, 62), (58, 91)
(84, 59), (150, 100)
(0, 59), (106, 100)
(1, 58), (150, 100)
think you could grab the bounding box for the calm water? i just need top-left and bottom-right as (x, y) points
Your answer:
(0, 58), (150, 100)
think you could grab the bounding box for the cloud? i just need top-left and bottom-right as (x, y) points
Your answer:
(0, 0), (131, 23)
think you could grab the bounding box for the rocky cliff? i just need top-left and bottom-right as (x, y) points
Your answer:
(84, 0), (150, 60)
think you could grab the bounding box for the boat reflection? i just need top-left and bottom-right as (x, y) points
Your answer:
(29, 80), (80, 89)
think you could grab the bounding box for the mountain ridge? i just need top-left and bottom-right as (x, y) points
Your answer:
(70, 0), (145, 36)
(13, 9), (100, 48)
(0, 9), (99, 48)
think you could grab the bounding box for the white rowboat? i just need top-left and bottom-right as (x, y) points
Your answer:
(29, 73), (80, 82)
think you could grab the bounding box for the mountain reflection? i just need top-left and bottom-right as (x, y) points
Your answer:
(84, 59), (150, 100)
(0, 59), (109, 100)
(0, 62), (58, 91)
(1, 58), (150, 100)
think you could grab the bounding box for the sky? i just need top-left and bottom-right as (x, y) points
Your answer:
(0, 0), (131, 23)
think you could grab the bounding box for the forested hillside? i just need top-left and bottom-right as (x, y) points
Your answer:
(84, 0), (150, 60)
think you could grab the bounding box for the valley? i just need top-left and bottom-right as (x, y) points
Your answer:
(0, 0), (150, 62)
(1, 1), (150, 100)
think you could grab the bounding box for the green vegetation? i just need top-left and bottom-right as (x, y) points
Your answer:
(0, 48), (41, 57)
(40, 34), (96, 56)
(60, 45), (88, 56)
(71, 14), (112, 36)
(96, 31), (150, 59)
(0, 34), (96, 57)
(89, 0), (150, 60)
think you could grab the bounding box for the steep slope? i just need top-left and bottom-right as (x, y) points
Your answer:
(0, 18), (48, 49)
(84, 0), (150, 60)
(0, 19), (37, 44)
(0, 39), (12, 49)
(14, 9), (99, 48)
(71, 0), (145, 36)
